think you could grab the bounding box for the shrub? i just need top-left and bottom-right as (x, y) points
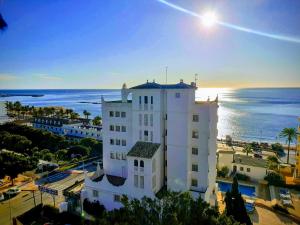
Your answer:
(83, 199), (105, 217)
(264, 172), (285, 186)
(235, 173), (250, 181)
(217, 166), (229, 178)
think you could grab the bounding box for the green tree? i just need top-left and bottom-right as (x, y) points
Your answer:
(279, 127), (297, 164)
(267, 156), (279, 170)
(55, 149), (68, 162)
(83, 110), (91, 119)
(0, 152), (38, 185)
(68, 145), (90, 157)
(224, 176), (252, 225)
(243, 144), (252, 156)
(271, 143), (284, 157)
(70, 112), (80, 120)
(92, 116), (102, 126)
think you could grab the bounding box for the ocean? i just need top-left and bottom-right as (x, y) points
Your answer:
(0, 88), (299, 144)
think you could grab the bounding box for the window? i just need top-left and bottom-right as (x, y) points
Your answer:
(114, 195), (121, 202)
(140, 160), (144, 168)
(240, 167), (244, 171)
(192, 164), (198, 172)
(115, 111), (120, 117)
(93, 190), (98, 197)
(165, 129), (167, 136)
(150, 131), (153, 142)
(175, 93), (180, 98)
(192, 130), (199, 139)
(122, 153), (126, 160)
(121, 126), (126, 132)
(134, 160), (138, 167)
(109, 111), (114, 117)
(191, 179), (198, 187)
(192, 148), (198, 155)
(134, 175), (138, 187)
(122, 140), (126, 146)
(139, 114), (142, 126)
(140, 176), (144, 189)
(247, 168), (251, 172)
(192, 115), (199, 122)
(116, 125), (120, 132)
(139, 130), (142, 140)
(110, 139), (114, 145)
(144, 130), (148, 141)
(116, 153), (120, 160)
(139, 96), (142, 104)
(144, 96), (148, 104)
(150, 114), (153, 126)
(110, 152), (115, 159)
(165, 160), (167, 166)
(110, 125), (114, 131)
(144, 114), (148, 126)
(116, 139), (120, 145)
(121, 112), (126, 118)
(151, 96), (153, 104)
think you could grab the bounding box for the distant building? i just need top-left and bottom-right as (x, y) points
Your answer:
(294, 118), (300, 180)
(217, 148), (269, 181)
(82, 80), (218, 210)
(32, 117), (102, 141)
(0, 101), (10, 124)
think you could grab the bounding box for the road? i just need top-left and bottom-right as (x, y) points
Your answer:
(0, 162), (97, 225)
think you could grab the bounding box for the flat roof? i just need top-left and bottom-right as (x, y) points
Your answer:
(127, 141), (160, 159)
(233, 154), (267, 168)
(130, 81), (195, 90)
(105, 100), (132, 103)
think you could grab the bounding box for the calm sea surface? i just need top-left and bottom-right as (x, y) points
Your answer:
(0, 88), (299, 143)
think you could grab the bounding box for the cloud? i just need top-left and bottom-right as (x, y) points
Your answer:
(0, 74), (18, 81)
(37, 74), (63, 81)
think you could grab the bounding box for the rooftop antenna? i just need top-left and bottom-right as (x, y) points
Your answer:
(165, 66), (168, 84)
(194, 73), (198, 87)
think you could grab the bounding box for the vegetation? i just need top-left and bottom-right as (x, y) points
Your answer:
(92, 115), (102, 126)
(235, 173), (250, 181)
(279, 127), (297, 164)
(243, 144), (252, 156)
(83, 110), (91, 119)
(83, 199), (105, 217)
(0, 151), (38, 185)
(224, 177), (252, 225)
(264, 172), (285, 186)
(270, 143), (285, 157)
(249, 142), (261, 152)
(267, 156), (279, 171)
(217, 166), (229, 178)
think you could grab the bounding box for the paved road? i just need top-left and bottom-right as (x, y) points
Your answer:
(0, 172), (86, 225)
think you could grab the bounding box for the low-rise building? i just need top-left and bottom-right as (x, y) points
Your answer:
(32, 117), (102, 141)
(0, 101), (10, 124)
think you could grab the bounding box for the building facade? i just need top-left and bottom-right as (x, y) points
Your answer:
(82, 81), (218, 210)
(294, 118), (300, 180)
(32, 117), (102, 141)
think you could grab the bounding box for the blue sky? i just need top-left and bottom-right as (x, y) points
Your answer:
(0, 0), (300, 89)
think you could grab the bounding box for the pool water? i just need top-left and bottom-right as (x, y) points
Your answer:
(217, 181), (256, 197)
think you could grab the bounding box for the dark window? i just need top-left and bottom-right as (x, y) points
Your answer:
(116, 126), (120, 132)
(110, 125), (114, 131)
(121, 126), (126, 132)
(192, 164), (198, 172)
(191, 179), (198, 187)
(247, 168), (250, 172)
(144, 96), (148, 104)
(115, 111), (120, 117)
(144, 130), (148, 136)
(151, 96), (153, 104)
(192, 131), (199, 139)
(139, 96), (142, 104)
(122, 140), (126, 146)
(110, 139), (114, 145)
(192, 148), (198, 155)
(192, 115), (199, 122)
(140, 160), (144, 168)
(134, 160), (138, 167)
(121, 112), (126, 118)
(240, 167), (244, 171)
(109, 111), (114, 117)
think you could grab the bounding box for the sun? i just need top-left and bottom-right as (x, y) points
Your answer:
(201, 11), (218, 28)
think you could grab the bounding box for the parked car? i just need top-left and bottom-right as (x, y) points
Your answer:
(0, 193), (4, 201)
(5, 187), (21, 195)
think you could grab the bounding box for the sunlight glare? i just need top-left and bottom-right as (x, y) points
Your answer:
(201, 11), (218, 28)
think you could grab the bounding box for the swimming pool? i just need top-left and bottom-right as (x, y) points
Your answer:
(217, 181), (256, 197)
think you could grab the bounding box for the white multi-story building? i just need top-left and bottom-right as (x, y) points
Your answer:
(0, 101), (10, 124)
(83, 80), (218, 210)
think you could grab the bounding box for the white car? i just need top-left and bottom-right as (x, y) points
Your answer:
(0, 193), (4, 201)
(5, 187), (21, 195)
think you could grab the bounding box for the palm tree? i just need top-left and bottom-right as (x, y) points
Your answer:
(279, 127), (297, 164)
(83, 110), (91, 119)
(70, 112), (80, 120)
(243, 144), (252, 156)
